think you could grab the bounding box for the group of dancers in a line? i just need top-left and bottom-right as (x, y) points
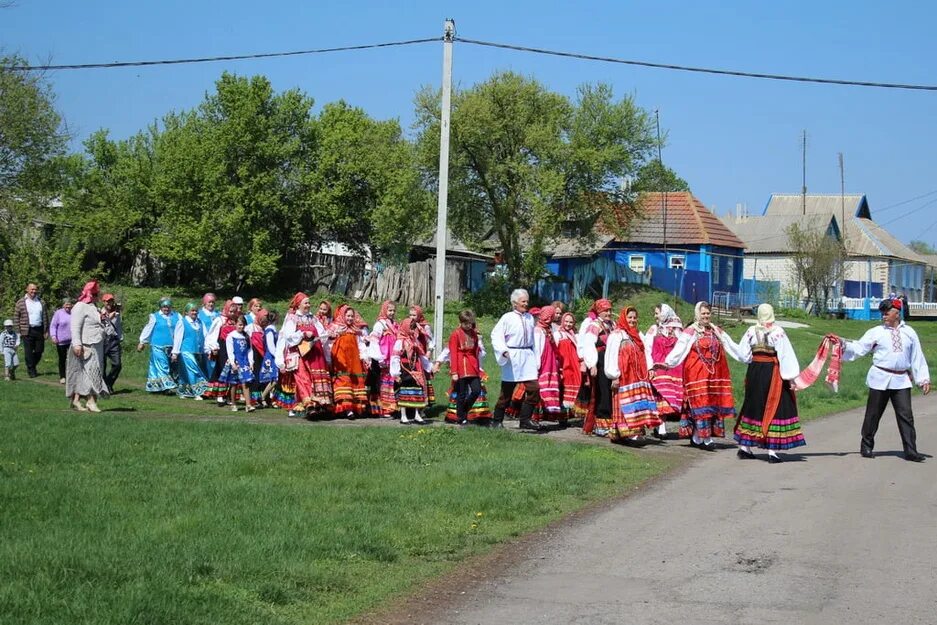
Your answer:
(136, 289), (930, 462)
(485, 290), (930, 462)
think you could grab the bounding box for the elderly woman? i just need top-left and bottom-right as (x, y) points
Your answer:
(137, 298), (182, 393)
(50, 297), (73, 384)
(66, 281), (107, 412)
(172, 302), (209, 400)
(490, 288), (541, 430)
(720, 303), (805, 463)
(275, 292), (333, 418)
(578, 299), (616, 436)
(644, 303), (686, 438)
(658, 301), (736, 451)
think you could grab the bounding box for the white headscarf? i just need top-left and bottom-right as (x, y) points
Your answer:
(657, 303), (683, 335)
(691, 301), (711, 331)
(754, 303), (775, 333)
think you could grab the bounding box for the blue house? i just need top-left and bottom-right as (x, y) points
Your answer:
(546, 192), (746, 303)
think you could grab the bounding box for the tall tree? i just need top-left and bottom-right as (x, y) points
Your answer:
(908, 240), (937, 256)
(787, 222), (846, 314)
(415, 72), (657, 284)
(631, 159), (690, 193)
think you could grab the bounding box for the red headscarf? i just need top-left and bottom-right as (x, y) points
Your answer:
(396, 318), (425, 356)
(592, 299), (612, 314)
(377, 300), (395, 322)
(558, 312), (577, 341)
(77, 281), (99, 304)
(317, 300), (332, 320)
(410, 305), (425, 322)
(288, 292), (308, 313)
(537, 305), (556, 330)
(617, 306), (644, 351)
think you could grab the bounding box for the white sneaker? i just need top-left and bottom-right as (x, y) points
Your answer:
(194, 396), (203, 401)
(400, 415), (410, 424)
(414, 412), (425, 424)
(594, 428), (608, 437)
(231, 406), (238, 412)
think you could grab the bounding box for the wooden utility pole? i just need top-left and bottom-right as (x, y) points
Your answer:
(801, 130), (807, 215)
(432, 19), (455, 350)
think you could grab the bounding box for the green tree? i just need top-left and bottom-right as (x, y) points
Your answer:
(908, 240), (937, 256)
(631, 159), (690, 193)
(787, 222), (846, 314)
(415, 72), (657, 284)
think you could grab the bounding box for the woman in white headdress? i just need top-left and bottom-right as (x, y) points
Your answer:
(658, 301), (735, 451)
(644, 303), (685, 438)
(720, 303), (805, 462)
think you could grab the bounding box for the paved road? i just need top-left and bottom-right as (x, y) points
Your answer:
(435, 400), (937, 625)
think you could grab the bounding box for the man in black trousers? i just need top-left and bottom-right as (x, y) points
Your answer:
(841, 298), (930, 461)
(13, 283), (49, 378)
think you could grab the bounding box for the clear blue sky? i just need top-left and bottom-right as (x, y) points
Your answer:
(4, 1), (936, 247)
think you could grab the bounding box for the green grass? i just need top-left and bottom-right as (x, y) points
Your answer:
(0, 378), (667, 625)
(3, 284), (936, 624)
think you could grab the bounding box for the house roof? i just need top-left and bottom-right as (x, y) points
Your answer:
(415, 229), (492, 261)
(848, 218), (926, 264)
(624, 192), (746, 249)
(918, 254), (937, 269)
(764, 193), (870, 219)
(550, 191), (745, 258)
(721, 214), (839, 254)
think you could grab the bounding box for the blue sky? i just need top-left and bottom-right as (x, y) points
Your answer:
(3, 1), (936, 247)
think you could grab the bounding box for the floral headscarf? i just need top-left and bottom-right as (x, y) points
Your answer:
(537, 305), (556, 330)
(377, 300), (396, 322)
(691, 301), (712, 332)
(77, 281), (99, 304)
(656, 303), (684, 336)
(316, 300), (332, 321)
(396, 318), (425, 356)
(591, 299), (612, 314)
(617, 306), (644, 351)
(558, 312), (577, 342)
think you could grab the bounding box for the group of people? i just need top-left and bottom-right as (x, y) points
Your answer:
(5, 281), (929, 461)
(487, 289), (930, 463)
(136, 291), (448, 423)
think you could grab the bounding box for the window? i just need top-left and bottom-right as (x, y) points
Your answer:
(669, 254), (685, 270)
(726, 258), (735, 287)
(628, 254), (646, 273)
(711, 255), (721, 283)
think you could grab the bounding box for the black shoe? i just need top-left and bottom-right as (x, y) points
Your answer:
(489, 420), (504, 429)
(737, 449), (756, 460)
(702, 442), (717, 452)
(860, 447), (875, 459)
(519, 419), (543, 431)
(28, 371), (38, 378)
(689, 440), (702, 449)
(768, 454), (783, 464)
(905, 452), (926, 463)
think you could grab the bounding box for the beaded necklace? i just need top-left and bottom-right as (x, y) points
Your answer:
(693, 327), (721, 375)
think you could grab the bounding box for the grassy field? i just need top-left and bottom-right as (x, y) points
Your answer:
(1, 285), (935, 624)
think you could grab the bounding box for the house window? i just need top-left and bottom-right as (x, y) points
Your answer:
(711, 256), (721, 283)
(669, 254), (685, 270)
(628, 254), (646, 273)
(726, 258), (735, 287)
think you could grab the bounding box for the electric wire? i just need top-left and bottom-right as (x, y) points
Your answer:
(456, 37), (937, 91)
(5, 37), (441, 71)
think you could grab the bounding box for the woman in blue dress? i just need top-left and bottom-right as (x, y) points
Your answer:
(172, 302), (209, 399)
(137, 298), (181, 393)
(219, 315), (255, 412)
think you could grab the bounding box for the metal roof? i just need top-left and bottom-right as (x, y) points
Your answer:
(764, 194), (870, 218)
(721, 214), (839, 253)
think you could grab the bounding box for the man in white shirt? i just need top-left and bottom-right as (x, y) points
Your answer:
(13, 283), (49, 378)
(842, 298), (930, 462)
(490, 288), (541, 430)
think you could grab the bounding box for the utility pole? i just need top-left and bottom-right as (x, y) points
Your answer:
(838, 152), (846, 241)
(801, 130), (807, 215)
(656, 110), (667, 252)
(432, 19), (455, 350)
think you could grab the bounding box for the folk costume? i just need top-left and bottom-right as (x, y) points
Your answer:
(171, 304), (209, 399)
(533, 306), (563, 419)
(603, 307), (662, 442)
(275, 292), (333, 416)
(391, 318), (432, 424)
(329, 305), (370, 417)
(197, 294), (220, 339)
(439, 325), (490, 424)
(139, 299), (181, 393)
(490, 301), (540, 429)
(411, 306), (437, 404)
(204, 301), (237, 402)
(367, 301), (399, 417)
(662, 302), (735, 446)
(721, 304), (805, 459)
(644, 304), (686, 433)
(555, 313), (586, 421)
(578, 299), (615, 435)
(841, 299), (930, 460)
(219, 328), (254, 386)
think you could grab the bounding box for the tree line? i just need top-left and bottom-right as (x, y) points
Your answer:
(1, 55), (687, 307)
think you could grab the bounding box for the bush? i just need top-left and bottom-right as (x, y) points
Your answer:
(463, 275), (513, 318)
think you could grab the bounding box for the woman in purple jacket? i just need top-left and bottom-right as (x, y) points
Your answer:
(49, 298), (73, 384)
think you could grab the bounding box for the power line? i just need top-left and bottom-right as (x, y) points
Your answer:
(879, 196), (937, 226)
(456, 38), (937, 92)
(873, 189), (937, 213)
(6, 37), (441, 71)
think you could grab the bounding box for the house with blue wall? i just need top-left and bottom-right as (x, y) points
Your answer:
(546, 192), (746, 303)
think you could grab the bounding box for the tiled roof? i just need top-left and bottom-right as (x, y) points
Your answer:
(622, 192), (746, 249)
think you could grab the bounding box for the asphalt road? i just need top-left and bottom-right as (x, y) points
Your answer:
(435, 399), (937, 625)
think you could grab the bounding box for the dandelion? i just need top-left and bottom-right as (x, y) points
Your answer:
(475, 512), (484, 518)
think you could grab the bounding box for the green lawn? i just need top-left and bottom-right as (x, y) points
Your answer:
(2, 285), (935, 624)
